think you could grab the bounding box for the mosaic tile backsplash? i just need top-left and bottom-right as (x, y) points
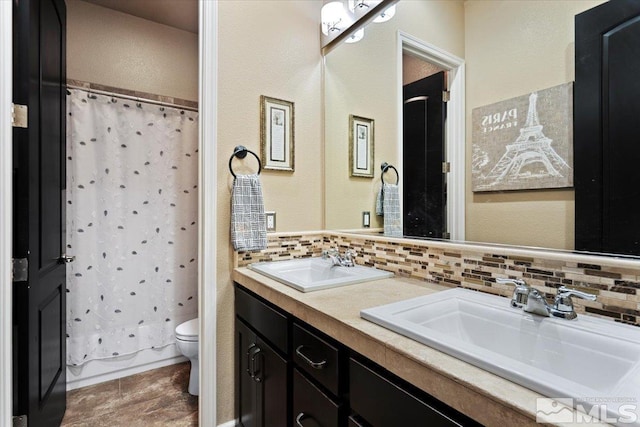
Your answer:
(236, 232), (640, 327)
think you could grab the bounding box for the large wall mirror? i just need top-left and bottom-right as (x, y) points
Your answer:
(324, 0), (620, 255)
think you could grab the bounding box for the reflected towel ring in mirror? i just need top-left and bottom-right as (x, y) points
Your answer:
(229, 145), (262, 178)
(380, 162), (399, 185)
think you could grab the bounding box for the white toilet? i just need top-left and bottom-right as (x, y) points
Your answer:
(175, 318), (199, 396)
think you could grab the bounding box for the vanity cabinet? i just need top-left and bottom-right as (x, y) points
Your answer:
(235, 284), (478, 427)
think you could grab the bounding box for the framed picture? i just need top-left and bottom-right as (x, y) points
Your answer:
(471, 82), (573, 192)
(349, 115), (374, 178)
(260, 95), (294, 172)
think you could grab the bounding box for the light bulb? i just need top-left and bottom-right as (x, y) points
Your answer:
(321, 1), (348, 36)
(345, 28), (364, 43)
(373, 4), (396, 23)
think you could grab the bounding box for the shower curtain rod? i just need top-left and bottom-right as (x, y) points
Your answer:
(66, 84), (199, 113)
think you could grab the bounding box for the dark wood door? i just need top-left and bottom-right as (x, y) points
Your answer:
(12, 0), (67, 425)
(403, 71), (446, 239)
(575, 0), (640, 255)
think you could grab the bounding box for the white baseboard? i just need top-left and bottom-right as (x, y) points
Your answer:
(217, 420), (236, 427)
(67, 344), (187, 390)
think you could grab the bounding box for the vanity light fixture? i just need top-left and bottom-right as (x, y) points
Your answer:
(321, 1), (351, 36)
(321, 0), (397, 50)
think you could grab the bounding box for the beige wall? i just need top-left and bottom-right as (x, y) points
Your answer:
(464, 0), (604, 249)
(324, 1), (465, 230)
(66, 0), (198, 101)
(217, 0), (324, 422)
(403, 54), (444, 85)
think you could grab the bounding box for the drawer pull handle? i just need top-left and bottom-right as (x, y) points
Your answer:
(295, 412), (310, 427)
(295, 345), (327, 370)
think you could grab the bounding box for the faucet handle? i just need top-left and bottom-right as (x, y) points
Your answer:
(554, 286), (597, 315)
(557, 286), (597, 301)
(322, 248), (339, 257)
(496, 278), (527, 287)
(496, 278), (530, 308)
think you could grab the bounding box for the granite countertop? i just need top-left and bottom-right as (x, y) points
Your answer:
(232, 267), (610, 427)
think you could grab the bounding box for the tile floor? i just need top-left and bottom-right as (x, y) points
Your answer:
(61, 362), (198, 426)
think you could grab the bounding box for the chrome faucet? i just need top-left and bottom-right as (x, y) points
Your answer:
(497, 278), (596, 320)
(322, 248), (357, 267)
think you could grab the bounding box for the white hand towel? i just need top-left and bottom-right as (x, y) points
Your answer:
(231, 174), (267, 251)
(382, 183), (402, 237)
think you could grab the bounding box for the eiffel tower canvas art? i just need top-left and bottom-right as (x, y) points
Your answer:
(471, 83), (573, 192)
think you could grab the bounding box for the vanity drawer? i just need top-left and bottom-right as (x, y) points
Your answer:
(293, 322), (340, 396)
(350, 358), (472, 427)
(293, 368), (342, 427)
(235, 285), (288, 354)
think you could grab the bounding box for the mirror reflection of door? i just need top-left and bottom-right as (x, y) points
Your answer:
(402, 54), (447, 239)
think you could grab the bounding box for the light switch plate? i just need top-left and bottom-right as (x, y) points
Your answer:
(362, 211), (371, 228)
(266, 211), (276, 231)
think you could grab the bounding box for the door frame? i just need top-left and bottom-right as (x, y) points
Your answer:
(0, 2), (218, 426)
(396, 31), (465, 241)
(1, 1), (13, 425)
(199, 1), (218, 426)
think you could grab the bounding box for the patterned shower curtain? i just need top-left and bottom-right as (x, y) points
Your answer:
(65, 88), (199, 366)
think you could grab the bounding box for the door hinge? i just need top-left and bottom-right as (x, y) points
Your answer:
(442, 162), (451, 173)
(11, 103), (28, 128)
(12, 258), (28, 282)
(442, 90), (450, 102)
(13, 415), (27, 427)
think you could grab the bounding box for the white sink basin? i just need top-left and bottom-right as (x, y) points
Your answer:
(361, 288), (640, 426)
(249, 257), (393, 292)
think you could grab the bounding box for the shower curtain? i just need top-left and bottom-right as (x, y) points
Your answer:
(66, 88), (199, 366)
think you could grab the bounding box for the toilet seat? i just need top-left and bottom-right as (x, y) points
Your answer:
(175, 318), (199, 342)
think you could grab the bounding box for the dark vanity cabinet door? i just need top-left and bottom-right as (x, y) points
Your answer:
(236, 286), (290, 427)
(236, 319), (289, 427)
(237, 320), (259, 427)
(255, 335), (288, 427)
